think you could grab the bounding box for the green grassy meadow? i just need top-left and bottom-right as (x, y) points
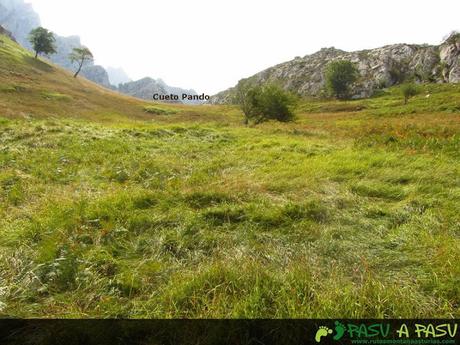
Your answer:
(0, 34), (459, 318)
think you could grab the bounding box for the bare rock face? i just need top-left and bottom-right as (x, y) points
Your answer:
(211, 34), (460, 104)
(439, 33), (460, 83)
(81, 66), (112, 88)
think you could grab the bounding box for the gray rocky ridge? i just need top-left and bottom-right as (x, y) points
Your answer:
(211, 33), (460, 104)
(118, 77), (201, 104)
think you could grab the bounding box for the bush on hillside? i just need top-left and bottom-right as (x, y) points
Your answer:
(236, 83), (297, 124)
(401, 83), (419, 104)
(324, 60), (359, 99)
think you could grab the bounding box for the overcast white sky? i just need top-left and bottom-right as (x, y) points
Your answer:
(27, 0), (460, 94)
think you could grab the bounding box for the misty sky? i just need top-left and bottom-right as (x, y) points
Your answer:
(28, 0), (460, 94)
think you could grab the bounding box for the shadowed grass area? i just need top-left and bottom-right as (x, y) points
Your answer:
(0, 33), (459, 318)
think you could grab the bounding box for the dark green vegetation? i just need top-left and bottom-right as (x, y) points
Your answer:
(0, 34), (459, 318)
(28, 27), (56, 59)
(401, 83), (420, 104)
(236, 84), (296, 124)
(325, 60), (359, 99)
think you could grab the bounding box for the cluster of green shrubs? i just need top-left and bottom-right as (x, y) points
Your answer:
(235, 83), (297, 124)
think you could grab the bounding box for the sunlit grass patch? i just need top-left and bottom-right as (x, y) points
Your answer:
(41, 91), (72, 101)
(143, 105), (179, 115)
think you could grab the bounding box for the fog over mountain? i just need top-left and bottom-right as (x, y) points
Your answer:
(0, 0), (39, 50)
(106, 66), (132, 87)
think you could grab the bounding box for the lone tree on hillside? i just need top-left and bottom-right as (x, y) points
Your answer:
(401, 83), (419, 104)
(28, 27), (56, 59)
(69, 47), (93, 78)
(325, 60), (359, 99)
(235, 82), (258, 125)
(236, 83), (296, 124)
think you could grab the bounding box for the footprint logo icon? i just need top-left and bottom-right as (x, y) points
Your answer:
(315, 326), (333, 343)
(333, 321), (346, 341)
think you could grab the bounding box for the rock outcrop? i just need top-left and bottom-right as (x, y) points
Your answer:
(81, 66), (112, 88)
(439, 34), (460, 83)
(211, 33), (460, 104)
(0, 24), (16, 41)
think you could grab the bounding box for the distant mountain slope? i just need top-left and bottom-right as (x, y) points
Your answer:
(0, 0), (39, 50)
(118, 77), (202, 104)
(0, 33), (152, 120)
(118, 77), (170, 101)
(211, 33), (460, 104)
(0, 0), (112, 88)
(0, 0), (201, 104)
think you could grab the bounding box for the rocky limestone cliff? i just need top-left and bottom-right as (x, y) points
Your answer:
(211, 33), (460, 104)
(80, 66), (112, 88)
(440, 34), (460, 83)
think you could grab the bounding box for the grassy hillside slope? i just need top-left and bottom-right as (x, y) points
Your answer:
(0, 35), (236, 124)
(0, 34), (459, 318)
